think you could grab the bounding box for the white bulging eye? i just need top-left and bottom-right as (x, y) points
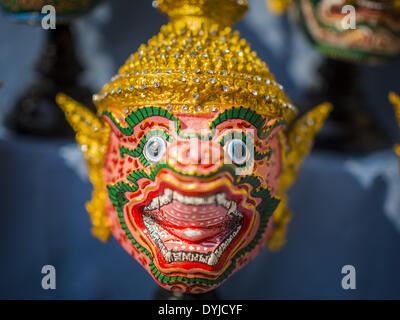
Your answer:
(225, 139), (249, 165)
(144, 136), (166, 163)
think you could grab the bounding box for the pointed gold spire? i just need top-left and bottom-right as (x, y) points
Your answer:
(155, 0), (248, 29)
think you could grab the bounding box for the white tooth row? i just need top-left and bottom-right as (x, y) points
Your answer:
(165, 222), (242, 266)
(143, 215), (169, 258)
(168, 251), (210, 264)
(171, 189), (219, 206)
(212, 223), (242, 263)
(144, 210), (244, 266)
(173, 245), (207, 251)
(144, 191), (172, 211)
(143, 194), (245, 266)
(216, 193), (231, 209)
(144, 189), (237, 211)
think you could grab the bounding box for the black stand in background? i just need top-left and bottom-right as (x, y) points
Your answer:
(154, 287), (220, 300)
(5, 24), (95, 137)
(300, 58), (389, 153)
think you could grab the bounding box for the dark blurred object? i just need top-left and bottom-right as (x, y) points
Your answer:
(6, 25), (95, 137)
(301, 58), (389, 153)
(154, 287), (220, 300)
(0, 0), (102, 137)
(292, 0), (399, 152)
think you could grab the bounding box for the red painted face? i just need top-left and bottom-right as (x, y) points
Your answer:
(101, 106), (284, 293)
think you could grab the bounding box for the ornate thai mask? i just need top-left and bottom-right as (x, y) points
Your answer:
(390, 92), (400, 159)
(268, 0), (400, 62)
(57, 0), (331, 294)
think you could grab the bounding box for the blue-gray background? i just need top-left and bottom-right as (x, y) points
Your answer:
(0, 0), (399, 299)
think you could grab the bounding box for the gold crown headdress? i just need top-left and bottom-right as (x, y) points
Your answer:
(57, 0), (331, 247)
(93, 0), (298, 122)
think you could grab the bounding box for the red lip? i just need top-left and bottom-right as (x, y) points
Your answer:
(126, 171), (253, 270)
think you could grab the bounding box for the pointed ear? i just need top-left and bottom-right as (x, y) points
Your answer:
(390, 92), (400, 128)
(266, 103), (332, 251)
(266, 0), (292, 15)
(56, 93), (111, 242)
(280, 102), (332, 191)
(56, 93), (107, 164)
(389, 92), (400, 158)
(395, 145), (400, 158)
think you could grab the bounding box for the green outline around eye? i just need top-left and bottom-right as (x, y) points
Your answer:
(120, 130), (173, 167)
(220, 132), (272, 162)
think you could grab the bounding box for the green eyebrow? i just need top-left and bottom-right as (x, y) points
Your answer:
(210, 107), (286, 139)
(102, 106), (286, 140)
(102, 107), (179, 136)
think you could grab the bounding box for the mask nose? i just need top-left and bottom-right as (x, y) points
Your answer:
(167, 139), (223, 169)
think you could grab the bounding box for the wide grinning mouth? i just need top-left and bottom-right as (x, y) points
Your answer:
(142, 188), (244, 267)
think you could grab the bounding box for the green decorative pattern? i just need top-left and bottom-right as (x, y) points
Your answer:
(104, 106), (284, 167)
(107, 162), (280, 287)
(104, 106), (282, 287)
(307, 0), (400, 36)
(297, 0), (400, 61)
(102, 106), (287, 141)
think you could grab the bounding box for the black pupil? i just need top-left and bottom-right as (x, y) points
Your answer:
(233, 142), (246, 159)
(148, 140), (161, 157)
